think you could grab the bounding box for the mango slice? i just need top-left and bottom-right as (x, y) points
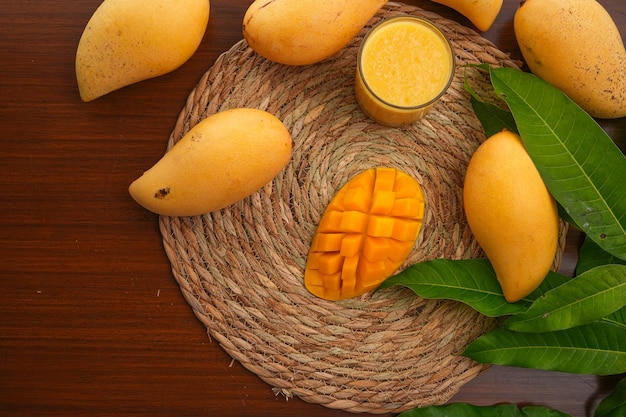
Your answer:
(304, 167), (425, 300)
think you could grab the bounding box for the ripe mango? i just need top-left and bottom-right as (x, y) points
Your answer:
(431, 0), (503, 32)
(514, 0), (626, 119)
(129, 108), (292, 217)
(305, 167), (425, 300)
(463, 130), (559, 303)
(76, 0), (210, 102)
(242, 0), (387, 66)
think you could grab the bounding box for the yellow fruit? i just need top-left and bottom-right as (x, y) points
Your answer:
(431, 0), (503, 32)
(463, 130), (559, 303)
(305, 167), (425, 300)
(242, 0), (387, 66)
(514, 0), (626, 119)
(129, 108), (292, 217)
(76, 0), (210, 102)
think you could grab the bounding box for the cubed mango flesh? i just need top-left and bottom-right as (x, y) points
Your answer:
(304, 167), (425, 300)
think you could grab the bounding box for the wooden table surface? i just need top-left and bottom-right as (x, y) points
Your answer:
(1, 1), (625, 416)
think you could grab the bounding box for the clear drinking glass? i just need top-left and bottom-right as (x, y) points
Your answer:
(355, 16), (456, 127)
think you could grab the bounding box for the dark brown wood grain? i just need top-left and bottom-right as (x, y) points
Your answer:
(1, 1), (624, 416)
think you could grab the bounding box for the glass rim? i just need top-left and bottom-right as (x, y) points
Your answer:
(357, 15), (456, 111)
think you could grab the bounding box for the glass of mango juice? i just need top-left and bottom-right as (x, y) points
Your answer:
(355, 16), (456, 127)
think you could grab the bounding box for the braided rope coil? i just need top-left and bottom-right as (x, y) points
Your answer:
(159, 3), (565, 414)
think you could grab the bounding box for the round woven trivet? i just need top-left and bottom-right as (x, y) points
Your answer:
(159, 3), (567, 414)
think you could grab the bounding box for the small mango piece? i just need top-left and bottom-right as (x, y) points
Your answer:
(305, 167), (425, 300)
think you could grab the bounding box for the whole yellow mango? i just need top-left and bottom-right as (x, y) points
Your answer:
(242, 0), (387, 66)
(76, 0), (210, 102)
(463, 130), (559, 303)
(514, 0), (626, 119)
(129, 108), (292, 217)
(431, 0), (503, 32)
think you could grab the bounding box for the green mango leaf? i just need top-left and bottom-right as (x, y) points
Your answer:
(594, 376), (626, 417)
(602, 306), (626, 329)
(556, 203), (578, 228)
(577, 236), (626, 276)
(486, 67), (626, 261)
(398, 403), (571, 417)
(463, 66), (518, 137)
(378, 258), (570, 317)
(462, 322), (626, 375)
(504, 264), (626, 333)
(469, 95), (518, 138)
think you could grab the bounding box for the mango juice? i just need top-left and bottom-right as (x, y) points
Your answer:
(355, 16), (455, 127)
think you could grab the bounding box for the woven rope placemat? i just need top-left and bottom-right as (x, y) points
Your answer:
(159, 3), (566, 414)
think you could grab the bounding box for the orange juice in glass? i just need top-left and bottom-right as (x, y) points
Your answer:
(355, 16), (455, 127)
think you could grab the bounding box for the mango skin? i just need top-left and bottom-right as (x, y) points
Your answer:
(76, 0), (210, 102)
(463, 130), (559, 303)
(129, 108), (292, 217)
(514, 0), (626, 119)
(242, 0), (387, 66)
(431, 0), (503, 32)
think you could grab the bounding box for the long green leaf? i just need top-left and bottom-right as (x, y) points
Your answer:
(463, 65), (518, 137)
(577, 236), (626, 276)
(504, 265), (626, 333)
(602, 306), (626, 329)
(594, 376), (626, 417)
(398, 403), (571, 417)
(469, 95), (518, 138)
(487, 67), (626, 261)
(463, 322), (626, 375)
(378, 258), (570, 317)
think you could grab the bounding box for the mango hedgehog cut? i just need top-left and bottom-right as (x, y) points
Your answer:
(304, 167), (425, 300)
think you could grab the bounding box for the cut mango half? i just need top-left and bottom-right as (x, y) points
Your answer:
(304, 167), (425, 300)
